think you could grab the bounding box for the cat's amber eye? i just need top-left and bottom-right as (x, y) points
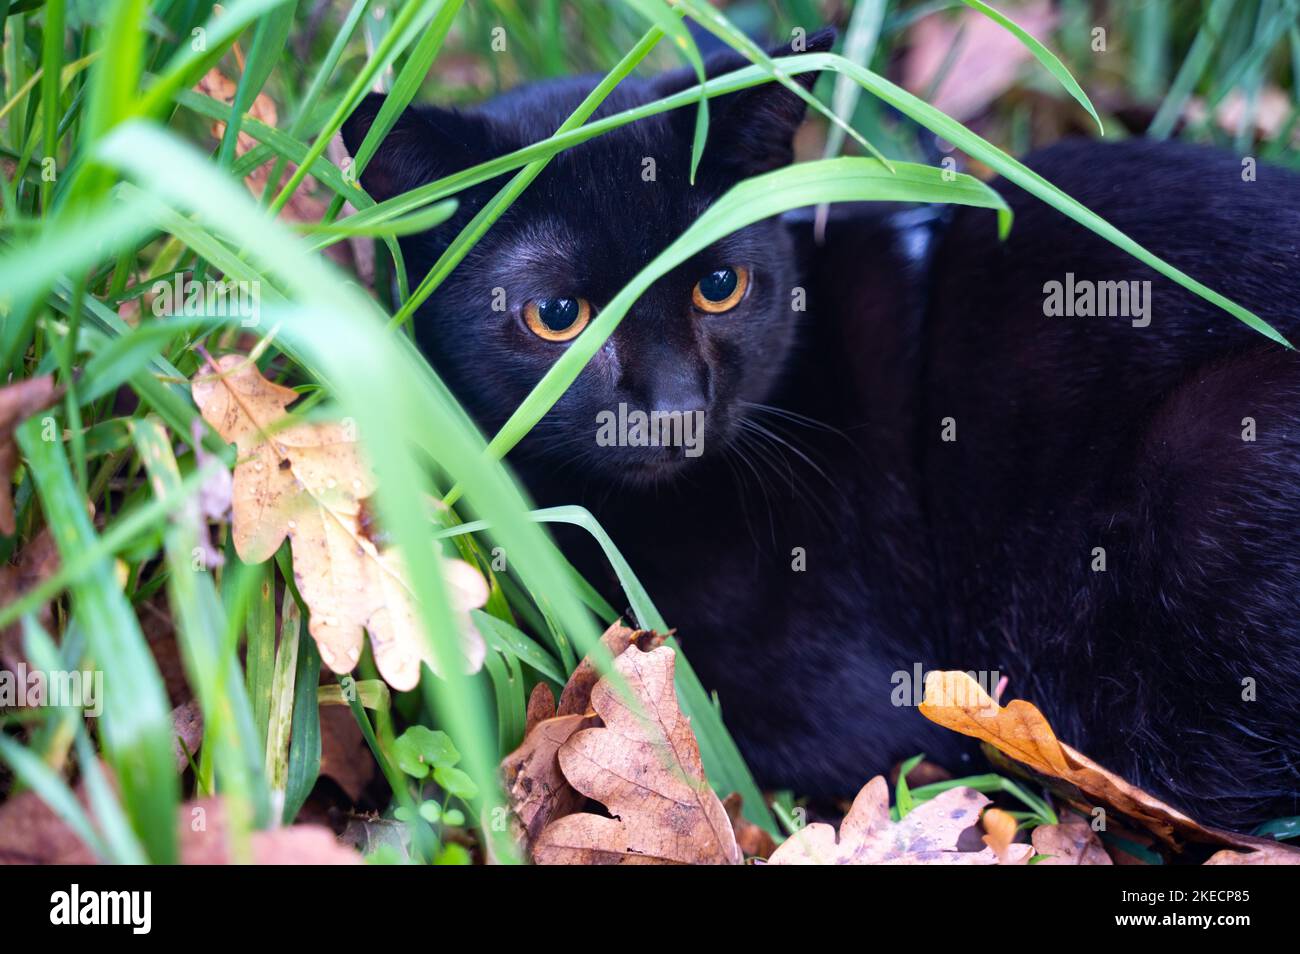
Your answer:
(692, 265), (749, 313)
(523, 297), (592, 342)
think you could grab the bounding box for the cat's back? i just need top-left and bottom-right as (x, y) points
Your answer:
(928, 138), (1300, 376)
(920, 138), (1300, 503)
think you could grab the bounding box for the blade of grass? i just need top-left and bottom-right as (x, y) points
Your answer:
(389, 22), (668, 330)
(266, 583), (301, 819)
(1149, 0), (1234, 139)
(267, 0), (453, 216)
(18, 416), (179, 862)
(278, 545), (322, 823)
(474, 158), (1010, 466)
(132, 417), (271, 842)
(959, 0), (1102, 133)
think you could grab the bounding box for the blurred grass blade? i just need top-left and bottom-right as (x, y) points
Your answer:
(19, 616), (147, 863)
(216, 1), (298, 169)
(624, 0), (710, 183)
(138, 0), (296, 120)
(245, 559), (277, 754)
(959, 0), (1103, 133)
(348, 0), (463, 179)
(1149, 0), (1234, 139)
(18, 417), (179, 862)
(0, 732), (114, 862)
(443, 504), (778, 834)
(471, 609), (565, 684)
(823, 0), (885, 159)
(268, 0), (454, 216)
(131, 417), (271, 840)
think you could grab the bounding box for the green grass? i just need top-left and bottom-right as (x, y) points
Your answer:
(0, 0), (1295, 865)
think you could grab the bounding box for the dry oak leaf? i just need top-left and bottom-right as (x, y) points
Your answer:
(0, 523), (60, 668)
(920, 670), (1300, 861)
(503, 711), (597, 853)
(1031, 813), (1113, 865)
(524, 681), (556, 734)
(768, 776), (1017, 865)
(502, 621), (666, 855)
(1204, 840), (1300, 865)
(556, 620), (665, 716)
(191, 353), (486, 690)
(194, 69), (325, 224)
(0, 375), (63, 535)
(533, 645), (741, 865)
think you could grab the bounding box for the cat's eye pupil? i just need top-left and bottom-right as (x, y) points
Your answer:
(537, 297), (580, 332)
(698, 268), (738, 303)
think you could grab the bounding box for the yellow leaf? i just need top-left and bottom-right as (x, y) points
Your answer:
(920, 669), (1300, 862)
(192, 354), (486, 690)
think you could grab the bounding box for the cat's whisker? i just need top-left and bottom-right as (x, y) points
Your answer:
(739, 400), (849, 440)
(735, 418), (840, 531)
(724, 428), (781, 548)
(741, 416), (833, 488)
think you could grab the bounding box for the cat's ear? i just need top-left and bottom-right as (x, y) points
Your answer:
(653, 27), (837, 178)
(340, 93), (495, 202)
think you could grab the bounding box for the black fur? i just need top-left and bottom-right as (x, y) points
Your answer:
(343, 38), (1300, 831)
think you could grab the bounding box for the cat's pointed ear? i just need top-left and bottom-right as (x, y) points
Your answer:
(340, 93), (494, 202)
(653, 27), (837, 178)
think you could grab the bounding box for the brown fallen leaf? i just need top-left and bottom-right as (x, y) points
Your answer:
(1031, 813), (1113, 865)
(193, 68), (325, 223)
(195, 68), (278, 158)
(533, 645), (741, 865)
(171, 700), (204, 772)
(0, 375), (63, 535)
(0, 524), (60, 668)
(1204, 841), (1300, 865)
(318, 704), (377, 803)
(502, 621), (666, 856)
(723, 793), (778, 860)
(502, 712), (597, 852)
(0, 786), (99, 864)
(768, 776), (1021, 865)
(524, 681), (556, 735)
(556, 620), (665, 716)
(181, 797), (361, 865)
(191, 353), (487, 689)
(920, 670), (1300, 861)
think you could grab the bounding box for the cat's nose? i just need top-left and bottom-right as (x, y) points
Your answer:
(622, 352), (708, 415)
(648, 387), (708, 418)
(646, 375), (709, 419)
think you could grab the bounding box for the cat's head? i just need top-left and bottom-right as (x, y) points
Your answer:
(342, 29), (834, 486)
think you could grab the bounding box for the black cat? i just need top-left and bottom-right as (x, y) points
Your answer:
(343, 31), (1300, 831)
